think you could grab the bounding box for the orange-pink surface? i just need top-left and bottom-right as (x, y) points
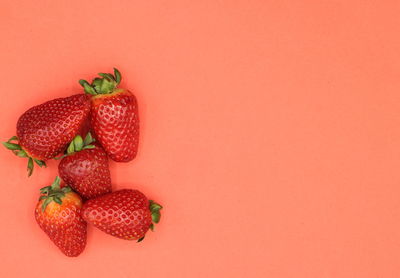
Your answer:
(1, 1), (400, 277)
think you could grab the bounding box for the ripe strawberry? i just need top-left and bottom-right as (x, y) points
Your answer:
(82, 189), (162, 241)
(58, 133), (112, 199)
(3, 94), (91, 176)
(35, 176), (87, 257)
(79, 68), (139, 162)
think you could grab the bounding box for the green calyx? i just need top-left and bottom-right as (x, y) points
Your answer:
(2, 136), (46, 177)
(79, 68), (122, 95)
(66, 132), (96, 155)
(54, 133), (96, 160)
(150, 200), (163, 225)
(137, 200), (162, 243)
(39, 176), (72, 212)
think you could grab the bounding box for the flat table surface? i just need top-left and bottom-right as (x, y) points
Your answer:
(1, 1), (400, 277)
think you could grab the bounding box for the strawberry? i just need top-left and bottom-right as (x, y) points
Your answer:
(82, 189), (162, 241)
(79, 68), (139, 162)
(35, 176), (87, 257)
(3, 94), (91, 176)
(58, 133), (112, 199)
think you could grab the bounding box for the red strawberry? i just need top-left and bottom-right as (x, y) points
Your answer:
(79, 68), (139, 162)
(3, 94), (91, 176)
(82, 189), (162, 241)
(35, 176), (87, 257)
(58, 133), (112, 199)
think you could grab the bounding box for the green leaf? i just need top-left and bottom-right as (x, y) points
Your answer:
(41, 197), (53, 212)
(73, 135), (83, 152)
(82, 145), (96, 150)
(79, 79), (97, 95)
(151, 212), (161, 224)
(53, 197), (62, 205)
(7, 136), (18, 142)
(137, 236), (145, 243)
(149, 223), (154, 232)
(53, 154), (66, 160)
(16, 150), (28, 158)
(84, 132), (94, 145)
(150, 201), (163, 212)
(79, 79), (87, 86)
(27, 157), (34, 177)
(99, 78), (116, 94)
(67, 140), (75, 154)
(2, 142), (22, 150)
(40, 186), (51, 194)
(92, 78), (103, 93)
(34, 159), (46, 167)
(149, 200), (162, 224)
(98, 73), (115, 82)
(39, 195), (47, 201)
(62, 186), (72, 193)
(114, 68), (122, 85)
(51, 176), (61, 190)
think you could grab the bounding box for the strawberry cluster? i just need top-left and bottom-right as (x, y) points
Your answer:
(3, 68), (162, 257)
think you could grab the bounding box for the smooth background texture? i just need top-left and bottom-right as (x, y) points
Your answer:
(1, 0), (400, 277)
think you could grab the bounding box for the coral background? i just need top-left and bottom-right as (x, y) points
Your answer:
(1, 0), (400, 277)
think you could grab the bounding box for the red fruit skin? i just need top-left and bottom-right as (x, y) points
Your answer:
(90, 89), (139, 162)
(82, 189), (152, 240)
(78, 115), (92, 140)
(58, 144), (112, 200)
(17, 94), (91, 160)
(35, 192), (87, 257)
